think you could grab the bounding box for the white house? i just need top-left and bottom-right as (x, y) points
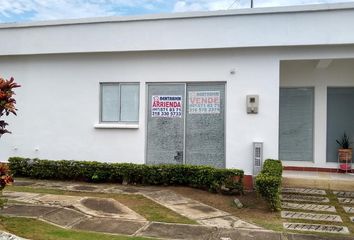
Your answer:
(1, 3), (354, 185)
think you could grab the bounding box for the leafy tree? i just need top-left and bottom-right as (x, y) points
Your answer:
(0, 76), (20, 137)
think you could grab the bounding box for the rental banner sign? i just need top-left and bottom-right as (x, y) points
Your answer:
(188, 91), (220, 114)
(151, 95), (182, 118)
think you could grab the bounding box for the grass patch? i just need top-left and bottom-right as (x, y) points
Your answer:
(5, 185), (196, 225)
(0, 216), (154, 240)
(110, 194), (196, 224)
(6, 185), (67, 195)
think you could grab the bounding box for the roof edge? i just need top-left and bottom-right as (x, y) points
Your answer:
(0, 2), (354, 29)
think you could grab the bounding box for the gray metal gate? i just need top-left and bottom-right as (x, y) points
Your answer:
(146, 83), (185, 165)
(185, 83), (225, 168)
(146, 83), (225, 168)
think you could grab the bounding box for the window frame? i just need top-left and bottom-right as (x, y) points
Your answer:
(99, 82), (140, 124)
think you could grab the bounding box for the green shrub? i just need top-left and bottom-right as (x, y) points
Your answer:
(255, 159), (282, 211)
(262, 159), (282, 177)
(8, 157), (244, 194)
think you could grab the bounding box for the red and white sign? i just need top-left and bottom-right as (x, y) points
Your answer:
(188, 91), (220, 114)
(151, 95), (182, 118)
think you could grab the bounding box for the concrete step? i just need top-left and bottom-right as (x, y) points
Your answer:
(282, 170), (354, 191)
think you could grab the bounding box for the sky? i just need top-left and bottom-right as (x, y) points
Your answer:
(0, 0), (353, 23)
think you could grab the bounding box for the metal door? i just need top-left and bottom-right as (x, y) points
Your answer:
(146, 83), (225, 167)
(185, 83), (225, 168)
(146, 84), (185, 165)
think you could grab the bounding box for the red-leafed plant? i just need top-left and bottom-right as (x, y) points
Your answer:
(0, 76), (19, 207)
(0, 164), (13, 190)
(0, 76), (20, 137)
(0, 163), (13, 207)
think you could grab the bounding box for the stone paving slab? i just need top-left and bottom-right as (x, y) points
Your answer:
(216, 229), (281, 240)
(0, 204), (60, 218)
(3, 192), (42, 203)
(338, 198), (354, 204)
(281, 202), (336, 212)
(143, 191), (192, 205)
(102, 187), (125, 194)
(281, 194), (329, 203)
(216, 228), (353, 240)
(283, 222), (349, 234)
(285, 235), (354, 240)
(281, 211), (342, 222)
(333, 191), (354, 198)
(74, 197), (145, 221)
(72, 217), (146, 235)
(343, 206), (354, 214)
(282, 188), (326, 196)
(138, 222), (218, 240)
(145, 225), (354, 240)
(42, 208), (87, 227)
(144, 190), (231, 221)
(163, 202), (229, 220)
(35, 194), (83, 207)
(5, 191), (83, 208)
(197, 216), (262, 229)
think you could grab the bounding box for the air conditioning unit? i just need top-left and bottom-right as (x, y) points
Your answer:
(253, 142), (263, 176)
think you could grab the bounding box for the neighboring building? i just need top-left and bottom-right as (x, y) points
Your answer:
(0, 3), (354, 182)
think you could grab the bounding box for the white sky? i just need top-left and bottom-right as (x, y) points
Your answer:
(0, 0), (353, 23)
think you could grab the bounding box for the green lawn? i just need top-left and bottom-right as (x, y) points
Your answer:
(0, 216), (155, 240)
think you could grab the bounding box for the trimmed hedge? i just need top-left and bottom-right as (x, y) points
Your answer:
(255, 159), (282, 211)
(8, 157), (244, 194)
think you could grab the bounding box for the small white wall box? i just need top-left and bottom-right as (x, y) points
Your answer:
(246, 95), (259, 114)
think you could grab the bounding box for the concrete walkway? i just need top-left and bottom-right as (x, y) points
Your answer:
(143, 189), (258, 229)
(7, 179), (260, 230)
(1, 179), (353, 240)
(283, 170), (354, 191)
(1, 201), (351, 240)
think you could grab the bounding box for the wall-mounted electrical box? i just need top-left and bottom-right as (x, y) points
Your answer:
(253, 142), (263, 176)
(246, 95), (259, 114)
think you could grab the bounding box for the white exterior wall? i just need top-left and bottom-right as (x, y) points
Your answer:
(1, 46), (354, 174)
(280, 59), (354, 168)
(0, 49), (280, 174)
(1, 4), (354, 174)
